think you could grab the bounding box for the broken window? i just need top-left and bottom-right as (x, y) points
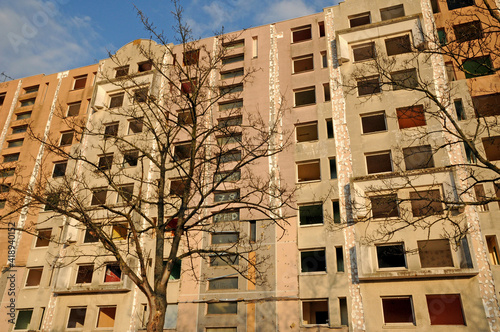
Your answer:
(357, 77), (380, 96)
(380, 4), (405, 20)
(438, 29), (447, 45)
(66, 102), (81, 117)
(210, 254), (239, 266)
(214, 170), (241, 183)
(385, 35), (412, 56)
(177, 110), (193, 125)
(329, 158), (337, 179)
(208, 277), (238, 290)
(213, 209), (240, 223)
(377, 243), (406, 268)
(90, 188), (107, 206)
(104, 264), (121, 282)
(25, 267), (43, 287)
(221, 68), (244, 80)
(294, 87), (316, 106)
(35, 229), (51, 247)
(138, 61), (152, 72)
(211, 232), (238, 244)
(0, 184), (9, 193)
(336, 247), (345, 272)
(207, 302), (238, 315)
(418, 239), (454, 268)
(3, 153), (20, 163)
(219, 99), (243, 112)
(371, 194), (399, 218)
(214, 190), (240, 203)
(353, 42), (375, 62)
(44, 192), (60, 211)
(454, 21), (482, 42)
(222, 54), (244, 65)
(59, 131), (74, 146)
(403, 145), (435, 170)
(482, 136), (500, 161)
(454, 99), (466, 120)
(296, 122), (318, 142)
(463, 56), (494, 78)
(168, 259), (181, 280)
(73, 75), (87, 90)
(472, 93), (500, 117)
(24, 85), (39, 94)
(397, 104), (426, 129)
(116, 184), (135, 202)
(486, 235), (500, 265)
(109, 93), (124, 108)
(366, 151), (392, 174)
(12, 125), (27, 134)
(392, 69), (418, 90)
(447, 0), (474, 10)
(301, 249), (326, 272)
(104, 122), (119, 139)
(349, 12), (371, 28)
(112, 222), (128, 240)
(297, 160), (321, 182)
(0, 168), (15, 178)
(474, 184), (489, 211)
(292, 25), (312, 43)
(67, 307), (86, 328)
(183, 49), (200, 66)
(128, 118), (143, 134)
(220, 83), (243, 95)
(15, 309), (33, 330)
(339, 298), (348, 325)
(115, 66), (129, 78)
(299, 204), (323, 225)
(123, 150), (139, 167)
(97, 306), (116, 328)
(426, 294), (465, 325)
(20, 98), (36, 107)
(52, 161), (67, 178)
(98, 154), (113, 171)
(382, 297), (414, 323)
(293, 55), (314, 73)
(361, 112), (386, 133)
(302, 300), (329, 325)
(76, 264), (94, 284)
(410, 189), (444, 217)
(83, 228), (98, 243)
(170, 178), (187, 196)
(326, 119), (334, 138)
(8, 138), (24, 148)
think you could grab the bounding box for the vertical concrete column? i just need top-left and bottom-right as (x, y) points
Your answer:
(420, 1), (500, 330)
(325, 8), (365, 331)
(0, 80), (22, 153)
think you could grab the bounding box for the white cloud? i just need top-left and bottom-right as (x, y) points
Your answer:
(257, 0), (317, 24)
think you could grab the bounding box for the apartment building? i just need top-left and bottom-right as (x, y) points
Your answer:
(0, 0), (499, 331)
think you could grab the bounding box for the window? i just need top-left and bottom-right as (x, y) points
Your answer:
(44, 192), (60, 211)
(15, 309), (33, 330)
(109, 93), (124, 108)
(299, 204), (323, 225)
(123, 150), (139, 167)
(321, 52), (327, 68)
(206, 328), (237, 332)
(16, 112), (31, 120)
(324, 83), (330, 101)
(219, 99), (243, 112)
(165, 218), (178, 236)
(292, 25), (312, 43)
(208, 277), (238, 290)
(67, 307), (86, 328)
(380, 4), (405, 20)
(447, 0), (474, 10)
(170, 178), (187, 196)
(418, 239), (454, 267)
(403, 145), (434, 170)
(210, 254), (239, 266)
(181, 79), (196, 94)
(223, 39), (244, 50)
(474, 184), (489, 211)
(318, 21), (325, 37)
(115, 65), (129, 78)
(75, 264), (94, 284)
(371, 194), (398, 218)
(220, 68), (244, 80)
(128, 118), (143, 134)
(361, 112), (386, 133)
(329, 158), (337, 179)
(52, 161), (67, 178)
(214, 209), (240, 222)
(0, 199), (5, 209)
(83, 228), (98, 243)
(473, 93), (500, 117)
(214, 190), (240, 202)
(249, 220), (256, 242)
(382, 297), (414, 323)
(104, 264), (121, 282)
(385, 35), (412, 56)
(454, 99), (466, 120)
(353, 42), (375, 62)
(104, 122), (119, 139)
(463, 56), (494, 78)
(293, 55), (314, 73)
(302, 300), (328, 325)
(294, 87), (316, 106)
(301, 249), (326, 272)
(96, 306), (116, 328)
(397, 105), (426, 128)
(332, 201), (341, 224)
(438, 29), (447, 45)
(207, 302), (238, 315)
(336, 247), (345, 272)
(431, 0), (440, 12)
(73, 75), (87, 90)
(138, 61), (153, 72)
(25, 267), (43, 287)
(218, 115), (242, 128)
(0, 92), (5, 106)
(0, 168), (15, 178)
(297, 160), (320, 182)
(326, 119), (334, 138)
(217, 133), (242, 145)
(163, 304), (178, 329)
(35, 229), (51, 247)
(366, 151), (393, 174)
(426, 294), (465, 325)
(222, 54), (244, 65)
(173, 143), (191, 161)
(168, 259), (181, 280)
(134, 88), (148, 103)
(483, 136), (500, 161)
(377, 243), (406, 268)
(7, 139), (23, 148)
(90, 188), (107, 205)
(486, 235), (500, 265)
(98, 154), (113, 170)
(392, 69), (418, 90)
(214, 170), (241, 182)
(24, 85), (39, 94)
(252, 36), (258, 58)
(66, 102), (81, 117)
(296, 122), (318, 142)
(357, 77), (380, 96)
(454, 21), (482, 42)
(20, 98), (36, 107)
(464, 143), (476, 163)
(339, 298), (348, 325)
(117, 184), (134, 203)
(220, 83), (243, 95)
(3, 153), (19, 163)
(211, 233), (238, 244)
(349, 12), (370, 28)
(59, 131), (74, 146)
(410, 189), (443, 216)
(0, 184), (9, 193)
(177, 110), (193, 125)
(12, 125), (27, 134)
(183, 49), (200, 66)
(218, 150), (241, 163)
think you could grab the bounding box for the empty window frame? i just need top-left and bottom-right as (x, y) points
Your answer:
(104, 264), (121, 282)
(12, 125), (28, 134)
(183, 49), (200, 66)
(324, 83), (330, 101)
(463, 56), (494, 78)
(7, 139), (23, 148)
(67, 307), (86, 328)
(96, 306), (117, 328)
(0, 199), (7, 209)
(403, 145), (435, 170)
(474, 184), (489, 211)
(104, 122), (119, 138)
(0, 168), (15, 178)
(357, 77), (381, 96)
(44, 192), (60, 211)
(0, 183), (9, 193)
(173, 142), (191, 161)
(217, 133), (242, 145)
(294, 87), (316, 106)
(220, 83), (243, 95)
(66, 102), (81, 117)
(83, 228), (98, 243)
(35, 229), (51, 247)
(361, 112), (386, 133)
(16, 112), (31, 120)
(340, 298), (348, 326)
(371, 194), (399, 218)
(296, 122), (318, 142)
(15, 309), (33, 330)
(318, 21), (325, 37)
(353, 42), (375, 62)
(382, 297), (414, 324)
(486, 235), (500, 265)
(302, 300), (329, 325)
(292, 25), (312, 43)
(397, 104), (426, 128)
(349, 12), (371, 28)
(213, 209), (240, 222)
(380, 4), (405, 21)
(385, 35), (412, 56)
(73, 75), (87, 90)
(208, 277), (238, 290)
(128, 118), (143, 134)
(211, 232), (238, 244)
(90, 188), (107, 206)
(473, 93), (500, 117)
(301, 249), (326, 272)
(426, 294), (465, 325)
(207, 302), (238, 315)
(392, 69), (418, 90)
(109, 93), (124, 108)
(366, 151), (392, 174)
(321, 52), (328, 68)
(410, 189), (444, 216)
(3, 153), (20, 163)
(453, 21), (482, 42)
(168, 259), (181, 280)
(138, 61), (153, 72)
(293, 55), (314, 73)
(98, 154), (113, 170)
(438, 29), (448, 45)
(117, 185), (134, 203)
(418, 239), (454, 268)
(123, 150), (139, 167)
(59, 131), (74, 146)
(210, 254), (239, 266)
(454, 99), (466, 120)
(115, 66), (129, 78)
(329, 158), (337, 179)
(297, 160), (321, 182)
(447, 0), (474, 10)
(25, 267), (43, 287)
(219, 99), (243, 112)
(75, 264), (94, 284)
(376, 243), (406, 268)
(214, 190), (240, 203)
(20, 98), (36, 107)
(222, 54), (244, 65)
(336, 247), (345, 272)
(299, 204), (323, 226)
(24, 85), (39, 93)
(326, 119), (334, 138)
(220, 68), (244, 80)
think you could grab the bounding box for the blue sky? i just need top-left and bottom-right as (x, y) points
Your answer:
(0, 0), (337, 79)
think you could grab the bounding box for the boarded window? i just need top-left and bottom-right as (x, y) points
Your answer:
(336, 247), (345, 272)
(382, 297), (414, 323)
(403, 145), (434, 170)
(104, 123), (119, 138)
(302, 300), (328, 325)
(377, 243), (406, 268)
(371, 194), (399, 218)
(211, 233), (238, 244)
(301, 249), (326, 272)
(463, 56), (494, 78)
(207, 302), (238, 315)
(296, 122), (318, 142)
(486, 235), (500, 265)
(385, 35), (412, 56)
(392, 69), (418, 90)
(353, 42), (375, 62)
(349, 12), (371, 28)
(418, 239), (454, 268)
(454, 21), (482, 42)
(115, 66), (129, 78)
(109, 93), (124, 108)
(67, 102), (81, 117)
(482, 136), (500, 161)
(209, 277), (238, 290)
(295, 87), (316, 106)
(90, 188), (107, 205)
(214, 209), (240, 223)
(410, 189), (443, 216)
(35, 229), (51, 247)
(293, 55), (314, 73)
(357, 77), (380, 96)
(183, 50), (200, 66)
(25, 267), (43, 287)
(220, 68), (244, 80)
(214, 190), (240, 203)
(222, 54), (244, 65)
(174, 143), (191, 161)
(104, 264), (121, 282)
(297, 160), (321, 182)
(67, 307), (86, 328)
(98, 154), (113, 170)
(210, 254), (239, 266)
(366, 151), (392, 174)
(128, 118), (143, 134)
(292, 25), (312, 43)
(299, 204), (323, 225)
(397, 105), (426, 129)
(380, 4), (405, 20)
(362, 112), (386, 133)
(97, 306), (116, 328)
(472, 93), (500, 117)
(123, 150), (139, 167)
(447, 0), (474, 10)
(426, 294), (465, 325)
(76, 265), (94, 283)
(15, 309), (33, 330)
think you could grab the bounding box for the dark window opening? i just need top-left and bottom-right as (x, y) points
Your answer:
(35, 229), (51, 247)
(134, 88), (148, 103)
(410, 189), (444, 216)
(318, 22), (325, 37)
(299, 204), (323, 225)
(170, 178), (187, 196)
(454, 99), (466, 120)
(454, 21), (482, 42)
(357, 77), (380, 96)
(447, 0), (474, 10)
(486, 235), (500, 265)
(371, 194), (399, 218)
(3, 153), (20, 163)
(20, 98), (36, 107)
(67, 102), (81, 117)
(473, 93), (500, 117)
(128, 118), (143, 134)
(218, 150), (241, 163)
(349, 12), (371, 28)
(380, 4), (405, 21)
(90, 188), (107, 206)
(138, 61), (153, 72)
(183, 49), (200, 66)
(385, 35), (412, 56)
(324, 83), (330, 101)
(177, 110), (193, 125)
(426, 294), (465, 325)
(292, 25), (312, 43)
(361, 112), (386, 133)
(332, 201), (341, 224)
(210, 254), (239, 266)
(301, 249), (326, 272)
(336, 247), (345, 272)
(463, 56), (494, 78)
(392, 69), (418, 90)
(302, 300), (328, 325)
(366, 152), (392, 174)
(115, 66), (129, 78)
(67, 308), (86, 328)
(295, 87), (316, 106)
(220, 83), (243, 95)
(98, 154), (113, 170)
(117, 185), (134, 203)
(297, 160), (320, 182)
(326, 119), (334, 138)
(209, 277), (238, 290)
(382, 297), (414, 323)
(211, 232), (238, 244)
(15, 309), (33, 330)
(218, 115), (242, 128)
(24, 85), (39, 94)
(222, 54), (244, 65)
(104, 123), (119, 138)
(353, 42), (375, 62)
(220, 68), (244, 80)
(438, 29), (447, 45)
(123, 150), (139, 167)
(25, 267), (43, 287)
(52, 161), (67, 178)
(293, 55), (314, 73)
(104, 264), (121, 282)
(219, 99), (243, 112)
(12, 125), (28, 134)
(83, 228), (98, 243)
(0, 92), (6, 106)
(377, 244), (406, 268)
(181, 80), (196, 94)
(112, 223), (128, 240)
(296, 122), (318, 142)
(174, 143), (191, 161)
(109, 93), (124, 108)
(73, 75), (87, 90)
(76, 265), (94, 284)
(7, 138), (23, 148)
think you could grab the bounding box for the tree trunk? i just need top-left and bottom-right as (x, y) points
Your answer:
(146, 296), (167, 332)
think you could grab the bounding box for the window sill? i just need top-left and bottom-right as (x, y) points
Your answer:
(294, 103), (316, 108)
(296, 140), (319, 144)
(362, 130), (388, 135)
(292, 69), (314, 75)
(297, 179), (321, 184)
(300, 271), (327, 275)
(291, 39), (312, 44)
(382, 323), (416, 329)
(358, 92), (382, 98)
(299, 223), (324, 228)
